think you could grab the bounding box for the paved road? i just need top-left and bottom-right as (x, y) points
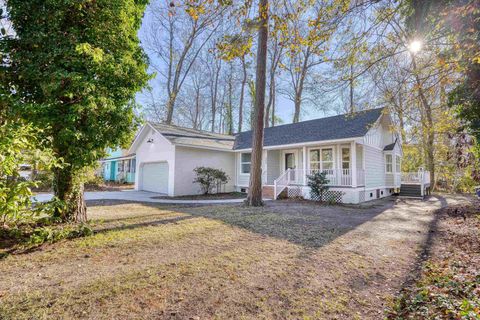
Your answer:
(33, 190), (249, 204)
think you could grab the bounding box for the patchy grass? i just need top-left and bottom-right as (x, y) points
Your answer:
(387, 200), (480, 319)
(0, 195), (471, 319)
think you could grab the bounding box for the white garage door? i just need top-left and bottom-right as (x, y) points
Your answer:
(141, 162), (169, 194)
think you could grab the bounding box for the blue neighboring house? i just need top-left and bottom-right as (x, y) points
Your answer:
(100, 147), (136, 183)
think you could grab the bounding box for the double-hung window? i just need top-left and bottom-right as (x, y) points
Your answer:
(241, 153), (251, 174)
(321, 148), (334, 172)
(341, 148), (350, 171)
(118, 161), (124, 173)
(309, 150), (320, 171)
(395, 155), (401, 173)
(310, 148), (334, 172)
(385, 154), (393, 173)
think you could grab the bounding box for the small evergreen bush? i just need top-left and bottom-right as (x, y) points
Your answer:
(193, 167), (230, 194)
(307, 171), (330, 202)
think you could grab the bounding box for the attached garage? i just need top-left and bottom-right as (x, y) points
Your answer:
(141, 162), (169, 194)
(129, 122), (236, 197)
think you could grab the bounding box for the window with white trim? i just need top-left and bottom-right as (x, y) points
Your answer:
(309, 149), (320, 171)
(321, 148), (334, 171)
(118, 160), (124, 172)
(341, 147), (350, 170)
(385, 154), (393, 173)
(241, 153), (251, 174)
(395, 155), (401, 173)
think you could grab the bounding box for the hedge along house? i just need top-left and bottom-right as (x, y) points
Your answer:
(100, 147), (136, 183)
(129, 108), (428, 203)
(128, 123), (236, 196)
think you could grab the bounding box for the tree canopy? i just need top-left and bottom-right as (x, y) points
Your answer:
(2, 0), (150, 220)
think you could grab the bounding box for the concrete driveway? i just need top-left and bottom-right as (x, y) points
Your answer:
(33, 190), (248, 204)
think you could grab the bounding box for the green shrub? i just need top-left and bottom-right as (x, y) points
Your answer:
(193, 167), (230, 194)
(0, 121), (60, 227)
(32, 171), (53, 191)
(26, 224), (93, 248)
(307, 171), (330, 202)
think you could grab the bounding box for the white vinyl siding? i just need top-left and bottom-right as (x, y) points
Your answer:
(266, 150), (280, 185)
(364, 145), (386, 188)
(356, 144), (363, 170)
(174, 146), (235, 196)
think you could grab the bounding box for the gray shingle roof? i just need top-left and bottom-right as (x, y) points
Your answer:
(149, 122), (235, 141)
(233, 108), (385, 150)
(149, 122), (235, 150)
(383, 138), (398, 151)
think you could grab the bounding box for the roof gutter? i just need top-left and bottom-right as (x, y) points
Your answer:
(233, 136), (365, 152)
(174, 143), (236, 152)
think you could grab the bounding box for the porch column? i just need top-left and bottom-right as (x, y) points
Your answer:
(262, 150), (268, 184)
(302, 146), (307, 185)
(351, 141), (357, 188)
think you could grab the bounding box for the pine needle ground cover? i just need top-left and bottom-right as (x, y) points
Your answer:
(388, 200), (480, 319)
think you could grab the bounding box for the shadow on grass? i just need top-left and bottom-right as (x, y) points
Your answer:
(2, 195), (445, 260)
(85, 198), (397, 249)
(393, 194), (448, 292)
(94, 215), (197, 234)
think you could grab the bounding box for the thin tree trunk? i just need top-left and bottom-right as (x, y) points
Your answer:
(238, 57), (247, 133)
(194, 87), (200, 129)
(349, 65), (355, 113)
(411, 55), (435, 189)
(397, 91), (406, 142)
(211, 61), (221, 132)
(227, 63), (234, 135)
(247, 0), (268, 207)
(293, 72), (306, 123)
(165, 96), (175, 124)
(271, 79), (276, 126)
(265, 67), (274, 127)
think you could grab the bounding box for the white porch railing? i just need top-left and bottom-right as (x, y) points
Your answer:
(401, 170), (431, 185)
(274, 168), (292, 199)
(273, 168), (365, 199)
(401, 170), (431, 196)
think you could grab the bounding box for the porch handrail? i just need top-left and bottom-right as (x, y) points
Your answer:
(274, 169), (363, 192)
(401, 170), (431, 197)
(274, 168), (291, 199)
(401, 172), (422, 184)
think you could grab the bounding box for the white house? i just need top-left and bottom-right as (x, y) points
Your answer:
(128, 123), (236, 196)
(129, 108), (428, 203)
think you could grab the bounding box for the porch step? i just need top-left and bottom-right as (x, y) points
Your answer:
(399, 184), (423, 198)
(262, 186), (274, 199)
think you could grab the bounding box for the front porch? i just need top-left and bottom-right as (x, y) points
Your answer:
(258, 141), (365, 199)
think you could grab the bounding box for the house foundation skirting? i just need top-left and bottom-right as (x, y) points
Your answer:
(237, 185), (399, 204)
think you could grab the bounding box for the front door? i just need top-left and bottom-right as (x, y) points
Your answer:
(110, 161), (117, 181)
(285, 152), (296, 180)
